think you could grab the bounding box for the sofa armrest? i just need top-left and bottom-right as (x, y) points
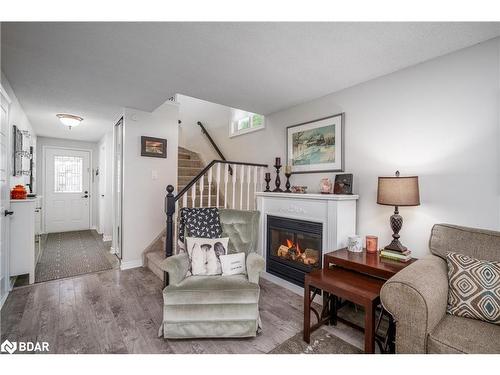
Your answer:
(246, 252), (265, 284)
(158, 253), (189, 286)
(380, 255), (448, 353)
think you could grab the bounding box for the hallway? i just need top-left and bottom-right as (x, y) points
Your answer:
(35, 230), (118, 283)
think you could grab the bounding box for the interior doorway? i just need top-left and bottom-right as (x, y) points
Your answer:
(0, 85), (12, 306)
(112, 117), (123, 259)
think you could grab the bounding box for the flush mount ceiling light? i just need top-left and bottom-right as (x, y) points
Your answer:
(56, 114), (83, 129)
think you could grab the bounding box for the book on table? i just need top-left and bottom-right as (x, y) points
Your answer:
(380, 249), (412, 262)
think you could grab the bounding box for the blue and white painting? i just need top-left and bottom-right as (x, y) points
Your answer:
(287, 114), (344, 173)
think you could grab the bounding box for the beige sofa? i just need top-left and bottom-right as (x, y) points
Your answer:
(381, 224), (500, 354)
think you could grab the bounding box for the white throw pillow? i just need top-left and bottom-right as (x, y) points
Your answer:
(220, 252), (247, 276)
(185, 237), (229, 276)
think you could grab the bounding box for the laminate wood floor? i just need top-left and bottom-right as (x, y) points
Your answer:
(0, 267), (365, 354)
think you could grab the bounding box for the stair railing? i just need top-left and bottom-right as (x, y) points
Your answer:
(197, 121), (232, 175)
(164, 159), (268, 286)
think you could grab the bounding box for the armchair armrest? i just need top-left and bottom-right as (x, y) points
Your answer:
(246, 252), (265, 284)
(159, 253), (189, 286)
(380, 255), (448, 353)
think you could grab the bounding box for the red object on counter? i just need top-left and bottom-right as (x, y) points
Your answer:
(11, 185), (27, 200)
(366, 235), (378, 253)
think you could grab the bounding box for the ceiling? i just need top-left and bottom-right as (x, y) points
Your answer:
(2, 22), (500, 142)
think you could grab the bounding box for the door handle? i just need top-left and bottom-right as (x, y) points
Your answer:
(4, 210), (14, 217)
(82, 195), (89, 198)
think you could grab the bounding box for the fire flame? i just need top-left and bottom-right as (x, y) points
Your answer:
(285, 239), (301, 253)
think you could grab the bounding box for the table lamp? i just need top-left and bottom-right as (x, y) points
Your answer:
(377, 171), (420, 252)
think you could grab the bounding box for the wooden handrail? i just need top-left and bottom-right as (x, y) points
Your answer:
(197, 121), (233, 175)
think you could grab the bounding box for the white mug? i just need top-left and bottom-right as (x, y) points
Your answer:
(347, 235), (363, 252)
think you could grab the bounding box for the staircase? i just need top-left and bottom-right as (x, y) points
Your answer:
(144, 147), (221, 280)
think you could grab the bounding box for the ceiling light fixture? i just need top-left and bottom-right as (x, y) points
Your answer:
(56, 114), (83, 129)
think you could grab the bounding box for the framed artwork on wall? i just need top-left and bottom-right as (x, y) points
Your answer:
(141, 136), (167, 158)
(286, 113), (344, 173)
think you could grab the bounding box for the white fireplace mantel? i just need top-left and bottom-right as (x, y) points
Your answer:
(255, 192), (359, 294)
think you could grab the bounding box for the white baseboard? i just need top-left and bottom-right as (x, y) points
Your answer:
(120, 259), (143, 270)
(103, 234), (112, 242)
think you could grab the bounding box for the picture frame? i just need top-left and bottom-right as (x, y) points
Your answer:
(333, 173), (353, 195)
(286, 113), (344, 174)
(141, 136), (167, 158)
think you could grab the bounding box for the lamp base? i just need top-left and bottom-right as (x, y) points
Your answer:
(384, 239), (408, 252)
(383, 210), (408, 253)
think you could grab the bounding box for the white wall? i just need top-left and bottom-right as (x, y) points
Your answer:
(98, 130), (113, 241)
(121, 101), (179, 268)
(180, 38), (500, 258)
(36, 136), (100, 231)
(1, 72), (36, 190)
(178, 94), (232, 164)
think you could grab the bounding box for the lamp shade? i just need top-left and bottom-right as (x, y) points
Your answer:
(377, 175), (420, 207)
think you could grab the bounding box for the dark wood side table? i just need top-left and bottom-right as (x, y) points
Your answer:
(303, 248), (417, 353)
(323, 248), (417, 278)
(304, 267), (385, 353)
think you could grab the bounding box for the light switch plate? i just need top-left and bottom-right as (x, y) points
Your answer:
(152, 170), (158, 180)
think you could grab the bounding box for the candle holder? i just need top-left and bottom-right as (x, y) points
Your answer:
(264, 173), (271, 192)
(285, 172), (292, 192)
(273, 164), (283, 192)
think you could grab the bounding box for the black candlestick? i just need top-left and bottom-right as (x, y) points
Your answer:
(273, 164), (283, 192)
(285, 172), (292, 193)
(264, 173), (271, 192)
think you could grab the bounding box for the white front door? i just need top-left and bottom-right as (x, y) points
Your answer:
(45, 147), (91, 233)
(0, 86), (12, 306)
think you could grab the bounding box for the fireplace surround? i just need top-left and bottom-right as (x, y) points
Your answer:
(267, 215), (322, 287)
(255, 192), (358, 293)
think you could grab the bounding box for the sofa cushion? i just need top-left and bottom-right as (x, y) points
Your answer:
(163, 274), (260, 305)
(428, 314), (500, 353)
(446, 252), (500, 325)
(430, 224), (500, 262)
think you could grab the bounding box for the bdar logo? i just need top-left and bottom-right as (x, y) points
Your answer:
(1, 339), (17, 354)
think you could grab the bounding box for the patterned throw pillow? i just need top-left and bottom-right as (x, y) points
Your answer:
(185, 237), (229, 276)
(446, 252), (500, 325)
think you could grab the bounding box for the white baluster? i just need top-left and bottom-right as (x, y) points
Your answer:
(224, 163), (229, 208)
(216, 163), (221, 208)
(199, 174), (205, 208)
(232, 164), (237, 209)
(239, 165), (245, 210)
(182, 193), (187, 208)
(247, 166), (252, 210)
(253, 166), (258, 209)
(207, 166), (213, 207)
(191, 183), (196, 208)
(174, 201), (179, 253)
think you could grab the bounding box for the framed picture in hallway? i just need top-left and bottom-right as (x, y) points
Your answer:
(141, 136), (167, 158)
(286, 113), (344, 173)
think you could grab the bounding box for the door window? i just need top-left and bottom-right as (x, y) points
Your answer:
(54, 155), (83, 193)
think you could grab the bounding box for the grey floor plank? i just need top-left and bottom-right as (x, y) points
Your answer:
(1, 267), (365, 354)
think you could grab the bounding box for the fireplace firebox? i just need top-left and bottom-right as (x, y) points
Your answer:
(266, 215), (322, 287)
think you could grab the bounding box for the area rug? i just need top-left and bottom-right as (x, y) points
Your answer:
(35, 230), (112, 282)
(269, 328), (363, 354)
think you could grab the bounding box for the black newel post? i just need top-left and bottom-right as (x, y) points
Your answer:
(164, 184), (176, 287)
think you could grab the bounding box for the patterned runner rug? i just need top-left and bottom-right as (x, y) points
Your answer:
(35, 230), (113, 283)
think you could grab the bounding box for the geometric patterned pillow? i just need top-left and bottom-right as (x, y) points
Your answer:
(446, 252), (500, 325)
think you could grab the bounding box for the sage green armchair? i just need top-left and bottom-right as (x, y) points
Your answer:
(158, 209), (264, 339)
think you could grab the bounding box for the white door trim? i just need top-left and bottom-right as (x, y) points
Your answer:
(0, 83), (12, 308)
(42, 145), (93, 233)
